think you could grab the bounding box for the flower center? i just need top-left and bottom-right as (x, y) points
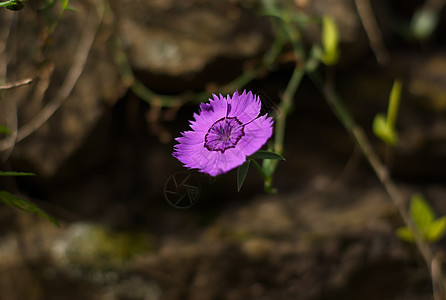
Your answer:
(204, 117), (245, 153)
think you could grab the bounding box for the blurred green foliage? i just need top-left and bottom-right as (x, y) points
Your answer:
(411, 7), (439, 40)
(0, 190), (59, 226)
(0, 124), (11, 135)
(321, 16), (340, 65)
(0, 0), (26, 11)
(397, 194), (446, 243)
(0, 171), (58, 226)
(59, 223), (153, 269)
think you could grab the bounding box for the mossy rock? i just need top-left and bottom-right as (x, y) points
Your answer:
(53, 223), (154, 270)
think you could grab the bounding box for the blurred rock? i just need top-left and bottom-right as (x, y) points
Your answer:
(129, 183), (432, 300)
(51, 222), (153, 271)
(0, 0), (389, 177)
(0, 180), (437, 299)
(109, 0), (271, 76)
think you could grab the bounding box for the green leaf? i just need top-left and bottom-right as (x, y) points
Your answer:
(59, 0), (69, 9)
(372, 113), (397, 145)
(0, 171), (36, 176)
(387, 79), (403, 129)
(64, 4), (77, 12)
(372, 79), (403, 146)
(249, 150), (285, 161)
(0, 190), (59, 226)
(321, 16), (340, 65)
(237, 160), (250, 192)
(396, 226), (414, 243)
(426, 216), (446, 242)
(0, 124), (11, 135)
(410, 193), (435, 232)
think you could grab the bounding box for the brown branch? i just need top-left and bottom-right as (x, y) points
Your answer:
(15, 9), (101, 144)
(354, 0), (390, 65)
(0, 12), (19, 160)
(0, 78), (32, 90)
(0, 4), (103, 152)
(0, 10), (14, 79)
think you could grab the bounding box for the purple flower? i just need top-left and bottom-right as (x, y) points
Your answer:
(173, 90), (274, 177)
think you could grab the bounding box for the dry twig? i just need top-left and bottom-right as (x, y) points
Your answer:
(0, 2), (104, 152)
(0, 78), (32, 90)
(354, 0), (390, 65)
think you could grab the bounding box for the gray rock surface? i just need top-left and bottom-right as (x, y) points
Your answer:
(110, 0), (271, 76)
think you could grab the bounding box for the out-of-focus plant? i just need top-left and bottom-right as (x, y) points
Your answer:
(0, 125), (12, 135)
(410, 0), (445, 40)
(397, 194), (446, 243)
(411, 7), (439, 40)
(248, 0), (446, 297)
(320, 16), (340, 66)
(0, 0), (26, 11)
(0, 119), (58, 225)
(0, 170), (59, 226)
(373, 79), (403, 146)
(0, 0), (66, 225)
(37, 0), (76, 59)
(41, 0), (76, 33)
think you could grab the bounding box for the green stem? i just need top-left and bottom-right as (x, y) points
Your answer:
(273, 66), (305, 155)
(252, 159), (276, 194)
(259, 0), (306, 191)
(112, 37), (178, 107)
(251, 159), (268, 180)
(261, 66), (304, 191)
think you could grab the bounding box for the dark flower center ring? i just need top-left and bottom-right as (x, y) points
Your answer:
(204, 117), (245, 153)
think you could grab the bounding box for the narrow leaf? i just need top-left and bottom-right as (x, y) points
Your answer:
(321, 16), (340, 65)
(410, 194), (435, 232)
(426, 216), (446, 242)
(237, 160), (250, 192)
(0, 171), (36, 176)
(0, 124), (11, 135)
(250, 150), (285, 161)
(387, 79), (403, 129)
(0, 190), (59, 226)
(396, 226), (414, 243)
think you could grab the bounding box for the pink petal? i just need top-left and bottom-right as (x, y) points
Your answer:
(191, 94), (228, 132)
(227, 90), (261, 123)
(199, 147), (247, 176)
(238, 115), (274, 156)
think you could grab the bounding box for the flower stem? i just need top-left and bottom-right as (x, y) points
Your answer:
(262, 65), (304, 191)
(273, 66), (305, 155)
(251, 159), (268, 180)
